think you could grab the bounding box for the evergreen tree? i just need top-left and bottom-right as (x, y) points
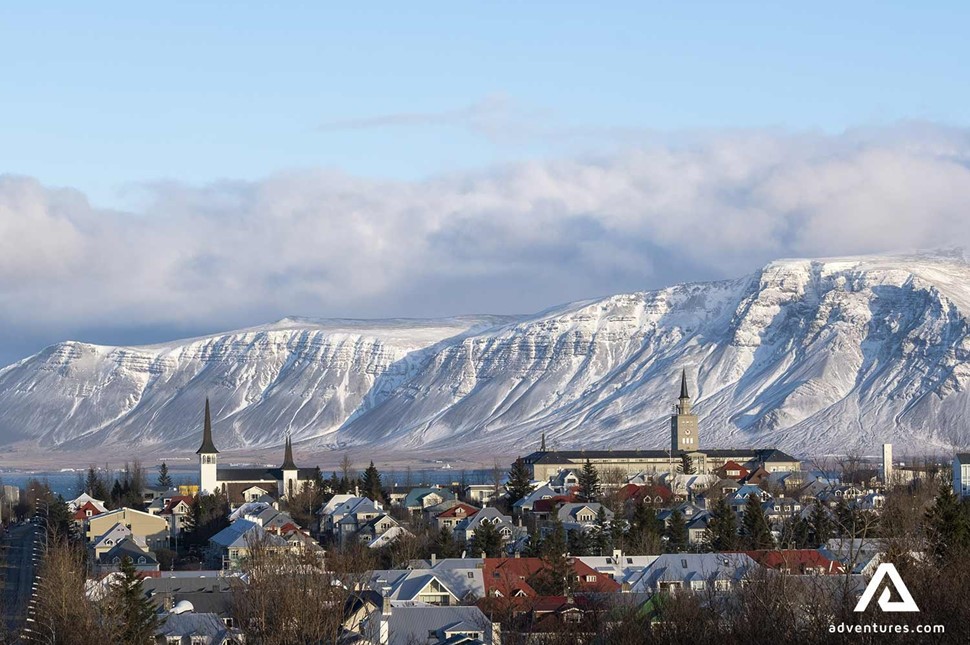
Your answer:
(678, 453), (696, 475)
(110, 479), (124, 508)
(85, 466), (110, 501)
(361, 461), (383, 502)
(578, 459), (601, 502)
(506, 457), (535, 506)
(594, 506), (613, 555)
(704, 496), (738, 552)
(541, 519), (569, 559)
(925, 477), (970, 563)
(808, 503), (834, 548)
(469, 520), (504, 558)
(664, 509), (688, 553)
(568, 527), (594, 556)
(184, 491), (230, 546)
(157, 462), (173, 489)
(431, 526), (460, 559)
(534, 520), (575, 596)
(629, 499), (662, 555)
(107, 556), (161, 643)
(740, 493), (774, 549)
(523, 529), (543, 558)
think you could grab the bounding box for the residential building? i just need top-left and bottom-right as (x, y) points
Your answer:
(954, 454), (970, 499)
(86, 507), (169, 551)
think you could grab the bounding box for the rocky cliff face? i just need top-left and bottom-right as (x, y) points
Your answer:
(3, 252), (970, 457)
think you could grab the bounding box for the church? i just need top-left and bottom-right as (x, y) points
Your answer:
(196, 399), (317, 505)
(521, 370), (800, 481)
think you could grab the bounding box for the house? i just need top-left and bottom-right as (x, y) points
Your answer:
(744, 549), (846, 575)
(556, 503), (614, 530)
(86, 507), (169, 551)
(577, 552), (659, 587)
(464, 484), (501, 505)
(685, 511), (712, 546)
(207, 519), (289, 570)
(713, 460), (749, 481)
(95, 537), (159, 576)
(954, 454), (970, 499)
(629, 553), (759, 594)
(481, 557), (621, 601)
(368, 564), (485, 605)
(726, 485), (772, 514)
(512, 485), (558, 513)
(617, 484), (673, 507)
(154, 610), (243, 645)
(403, 486), (456, 512)
(357, 605), (500, 645)
(90, 522), (142, 558)
(454, 507), (515, 545)
(159, 495), (195, 537)
(319, 496), (384, 543)
(357, 513), (404, 543)
(144, 572), (236, 621)
(434, 503), (481, 531)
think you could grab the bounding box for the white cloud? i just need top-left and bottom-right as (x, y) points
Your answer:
(2, 124), (970, 355)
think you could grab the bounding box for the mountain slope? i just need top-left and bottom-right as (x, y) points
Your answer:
(3, 252), (970, 457)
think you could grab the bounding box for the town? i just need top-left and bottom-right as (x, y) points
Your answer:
(1, 374), (966, 644)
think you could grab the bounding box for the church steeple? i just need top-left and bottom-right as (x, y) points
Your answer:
(281, 434), (297, 470)
(196, 398), (219, 455)
(671, 369), (699, 452)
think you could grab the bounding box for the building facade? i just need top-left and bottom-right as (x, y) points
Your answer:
(522, 371), (800, 481)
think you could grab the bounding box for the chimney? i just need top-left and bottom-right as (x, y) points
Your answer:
(379, 585), (391, 645)
(430, 553), (437, 566)
(612, 548), (622, 564)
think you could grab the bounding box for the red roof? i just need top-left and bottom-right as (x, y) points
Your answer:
(619, 484), (673, 504)
(716, 461), (750, 480)
(531, 494), (577, 513)
(71, 501), (103, 521)
(160, 495), (195, 515)
(482, 557), (621, 599)
(435, 503), (480, 519)
(743, 549), (846, 574)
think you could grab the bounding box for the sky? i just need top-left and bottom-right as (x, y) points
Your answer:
(2, 2), (970, 365)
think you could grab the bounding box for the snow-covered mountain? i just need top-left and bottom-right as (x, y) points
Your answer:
(3, 251), (970, 457)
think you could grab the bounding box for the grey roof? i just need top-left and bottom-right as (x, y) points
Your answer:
(956, 453), (970, 465)
(157, 612), (234, 639)
(216, 466), (317, 482)
(99, 537), (157, 566)
(209, 519), (287, 549)
(363, 606), (494, 645)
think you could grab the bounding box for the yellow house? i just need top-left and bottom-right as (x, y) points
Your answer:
(86, 507), (169, 552)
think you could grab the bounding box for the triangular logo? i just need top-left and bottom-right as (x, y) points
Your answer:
(854, 563), (919, 613)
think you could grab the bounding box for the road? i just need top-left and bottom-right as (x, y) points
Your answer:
(1, 522), (41, 641)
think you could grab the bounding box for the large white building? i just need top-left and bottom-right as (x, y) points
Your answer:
(197, 399), (316, 505)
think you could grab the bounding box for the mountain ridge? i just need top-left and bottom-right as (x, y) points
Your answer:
(2, 251), (970, 457)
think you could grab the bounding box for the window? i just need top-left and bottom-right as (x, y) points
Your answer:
(691, 580), (705, 591)
(715, 579), (732, 591)
(467, 572), (474, 579)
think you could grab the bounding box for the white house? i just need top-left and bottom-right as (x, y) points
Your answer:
(954, 454), (970, 499)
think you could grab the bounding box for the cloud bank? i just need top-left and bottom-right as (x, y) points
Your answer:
(2, 123), (970, 361)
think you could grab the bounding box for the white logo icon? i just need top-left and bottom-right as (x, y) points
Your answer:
(854, 563), (919, 613)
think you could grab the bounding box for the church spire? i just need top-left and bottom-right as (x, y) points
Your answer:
(196, 398), (219, 455)
(281, 433), (297, 470)
(679, 369), (690, 401)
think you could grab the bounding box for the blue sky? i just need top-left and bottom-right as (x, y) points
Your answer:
(3, 2), (967, 206)
(2, 2), (970, 365)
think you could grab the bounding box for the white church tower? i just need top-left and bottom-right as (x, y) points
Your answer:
(280, 434), (299, 499)
(197, 398), (219, 494)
